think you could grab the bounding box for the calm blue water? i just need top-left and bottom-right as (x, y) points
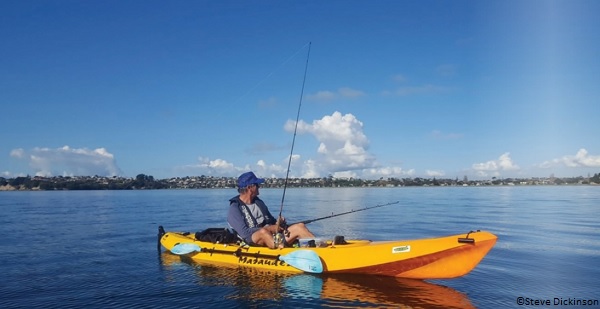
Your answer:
(1, 187), (598, 308)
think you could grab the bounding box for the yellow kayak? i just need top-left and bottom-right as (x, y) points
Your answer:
(159, 227), (496, 279)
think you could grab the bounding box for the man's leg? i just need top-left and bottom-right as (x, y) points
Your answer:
(285, 223), (315, 244)
(251, 228), (277, 248)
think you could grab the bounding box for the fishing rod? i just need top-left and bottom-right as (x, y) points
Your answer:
(277, 42), (312, 228)
(294, 201), (400, 225)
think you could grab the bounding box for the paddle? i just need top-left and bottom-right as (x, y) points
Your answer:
(279, 249), (323, 273)
(169, 243), (323, 273)
(171, 243), (202, 255)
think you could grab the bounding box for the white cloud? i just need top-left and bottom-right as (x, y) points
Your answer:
(307, 87), (365, 102)
(539, 148), (600, 168)
(254, 158), (288, 178)
(472, 153), (520, 177)
(11, 146), (122, 177)
(498, 153), (520, 170)
(362, 167), (415, 178)
(426, 170), (445, 177)
(331, 170), (358, 179)
(207, 158), (234, 169)
(300, 159), (320, 178)
(178, 156), (290, 179)
(307, 90), (336, 101)
(178, 157), (240, 176)
(183, 112), (411, 180)
(10, 148), (25, 158)
(286, 111), (376, 176)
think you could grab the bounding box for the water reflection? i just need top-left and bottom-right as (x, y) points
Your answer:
(160, 252), (475, 308)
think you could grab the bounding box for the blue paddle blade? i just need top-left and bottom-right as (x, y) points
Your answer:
(279, 250), (323, 273)
(170, 243), (202, 255)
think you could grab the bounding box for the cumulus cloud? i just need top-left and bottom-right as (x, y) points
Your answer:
(285, 111), (377, 177)
(539, 148), (600, 168)
(10, 146), (122, 177)
(472, 153), (520, 177)
(183, 112), (411, 180)
(254, 158), (288, 178)
(179, 157), (239, 176)
(307, 87), (365, 102)
(177, 156), (289, 179)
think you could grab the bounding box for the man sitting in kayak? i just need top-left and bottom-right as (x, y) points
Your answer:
(228, 171), (315, 249)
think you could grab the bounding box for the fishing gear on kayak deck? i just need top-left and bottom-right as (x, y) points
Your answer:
(293, 201), (400, 225)
(195, 228), (239, 244)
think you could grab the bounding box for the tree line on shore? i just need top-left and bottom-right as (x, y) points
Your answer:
(1, 173), (599, 191)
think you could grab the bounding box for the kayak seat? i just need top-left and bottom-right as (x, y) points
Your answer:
(195, 227), (239, 244)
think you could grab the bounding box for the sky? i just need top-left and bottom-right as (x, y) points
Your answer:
(1, 1), (599, 180)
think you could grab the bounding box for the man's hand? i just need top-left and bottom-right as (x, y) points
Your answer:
(277, 216), (287, 230)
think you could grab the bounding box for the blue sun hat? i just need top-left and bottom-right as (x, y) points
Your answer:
(237, 171), (265, 188)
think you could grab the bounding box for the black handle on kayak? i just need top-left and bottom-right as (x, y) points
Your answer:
(157, 225), (166, 253)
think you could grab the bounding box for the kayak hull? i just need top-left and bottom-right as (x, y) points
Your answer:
(160, 230), (497, 279)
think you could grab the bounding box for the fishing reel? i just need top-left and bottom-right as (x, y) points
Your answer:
(273, 232), (285, 248)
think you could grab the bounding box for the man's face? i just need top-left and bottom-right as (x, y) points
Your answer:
(250, 183), (260, 197)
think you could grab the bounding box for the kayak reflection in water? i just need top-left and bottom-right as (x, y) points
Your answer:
(227, 171), (315, 249)
(159, 252), (476, 309)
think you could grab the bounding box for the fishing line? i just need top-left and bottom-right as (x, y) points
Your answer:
(278, 42), (311, 221)
(232, 42), (311, 105)
(294, 201), (400, 225)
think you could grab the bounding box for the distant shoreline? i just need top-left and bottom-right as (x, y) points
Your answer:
(1, 184), (598, 192)
(1, 174), (598, 191)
